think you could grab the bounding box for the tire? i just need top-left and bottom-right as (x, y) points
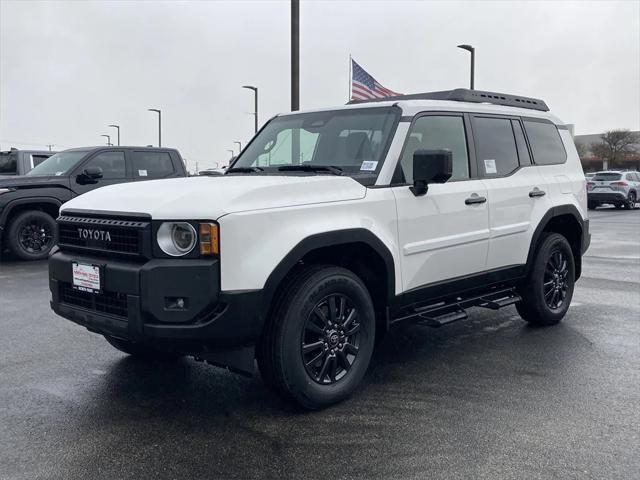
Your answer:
(516, 233), (575, 326)
(625, 191), (636, 210)
(103, 335), (183, 359)
(6, 210), (58, 260)
(587, 202), (597, 210)
(615, 203), (623, 209)
(257, 265), (376, 409)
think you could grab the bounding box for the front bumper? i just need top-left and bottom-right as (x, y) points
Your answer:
(588, 191), (627, 204)
(49, 249), (264, 366)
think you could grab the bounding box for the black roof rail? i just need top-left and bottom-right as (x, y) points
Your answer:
(348, 88), (549, 112)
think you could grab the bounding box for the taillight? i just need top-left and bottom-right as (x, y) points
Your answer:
(611, 181), (628, 190)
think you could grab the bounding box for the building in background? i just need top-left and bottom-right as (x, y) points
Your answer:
(574, 131), (640, 172)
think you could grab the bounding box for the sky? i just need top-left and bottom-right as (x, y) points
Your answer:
(1, 0), (639, 171)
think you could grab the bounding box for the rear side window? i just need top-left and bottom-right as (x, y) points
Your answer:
(593, 173), (622, 181)
(523, 121), (566, 165)
(473, 117), (519, 176)
(132, 151), (174, 178)
(0, 151), (17, 174)
(32, 155), (50, 167)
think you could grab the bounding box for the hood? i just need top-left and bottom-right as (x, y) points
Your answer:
(0, 175), (70, 189)
(60, 175), (367, 219)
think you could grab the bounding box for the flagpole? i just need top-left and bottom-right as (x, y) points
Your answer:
(348, 54), (352, 102)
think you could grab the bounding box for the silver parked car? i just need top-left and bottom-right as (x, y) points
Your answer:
(587, 170), (639, 210)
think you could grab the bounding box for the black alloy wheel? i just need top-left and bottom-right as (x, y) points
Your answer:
(18, 220), (54, 255)
(626, 191), (636, 209)
(301, 294), (361, 385)
(7, 210), (58, 260)
(543, 250), (569, 310)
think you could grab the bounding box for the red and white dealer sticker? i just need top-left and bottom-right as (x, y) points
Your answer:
(72, 263), (101, 293)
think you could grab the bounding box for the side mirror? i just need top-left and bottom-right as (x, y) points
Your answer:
(77, 166), (103, 184)
(410, 149), (453, 196)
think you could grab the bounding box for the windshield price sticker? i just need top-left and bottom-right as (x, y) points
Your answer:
(72, 263), (101, 293)
(360, 161), (378, 171)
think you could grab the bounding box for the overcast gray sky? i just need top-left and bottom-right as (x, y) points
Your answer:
(1, 0), (639, 170)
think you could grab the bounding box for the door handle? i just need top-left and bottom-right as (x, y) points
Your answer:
(465, 194), (487, 205)
(529, 188), (546, 198)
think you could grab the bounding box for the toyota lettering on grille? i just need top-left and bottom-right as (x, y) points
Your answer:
(77, 228), (112, 242)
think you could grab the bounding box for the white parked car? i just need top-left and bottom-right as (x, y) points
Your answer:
(587, 170), (639, 209)
(49, 88), (589, 409)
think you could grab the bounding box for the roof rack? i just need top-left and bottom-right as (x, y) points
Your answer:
(349, 88), (549, 112)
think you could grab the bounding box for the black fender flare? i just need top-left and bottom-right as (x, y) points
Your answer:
(260, 228), (396, 313)
(0, 196), (63, 226)
(525, 204), (588, 279)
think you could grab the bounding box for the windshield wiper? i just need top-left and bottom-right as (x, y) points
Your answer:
(226, 166), (264, 173)
(277, 164), (343, 176)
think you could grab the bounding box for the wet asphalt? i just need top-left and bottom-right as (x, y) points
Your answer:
(0, 207), (638, 480)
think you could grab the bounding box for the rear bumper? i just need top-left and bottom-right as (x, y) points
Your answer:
(588, 191), (627, 204)
(49, 248), (264, 371)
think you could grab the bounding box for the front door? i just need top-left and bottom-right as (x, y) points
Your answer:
(391, 113), (490, 293)
(70, 150), (130, 196)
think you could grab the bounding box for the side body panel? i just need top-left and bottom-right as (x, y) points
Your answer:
(218, 188), (401, 293)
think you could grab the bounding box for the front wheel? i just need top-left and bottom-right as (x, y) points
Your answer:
(7, 210), (57, 260)
(257, 265), (376, 409)
(516, 233), (575, 326)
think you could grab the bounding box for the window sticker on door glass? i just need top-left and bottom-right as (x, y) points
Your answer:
(360, 161), (378, 171)
(138, 169), (148, 176)
(484, 159), (497, 174)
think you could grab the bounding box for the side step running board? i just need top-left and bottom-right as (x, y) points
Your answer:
(392, 287), (522, 328)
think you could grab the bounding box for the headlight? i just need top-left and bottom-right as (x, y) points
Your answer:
(157, 222), (197, 256)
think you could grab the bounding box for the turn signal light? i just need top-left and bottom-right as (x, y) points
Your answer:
(199, 223), (219, 256)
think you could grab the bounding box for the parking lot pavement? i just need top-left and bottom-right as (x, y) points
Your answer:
(0, 208), (638, 480)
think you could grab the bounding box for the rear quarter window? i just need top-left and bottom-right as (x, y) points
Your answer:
(523, 120), (566, 165)
(0, 152), (17, 174)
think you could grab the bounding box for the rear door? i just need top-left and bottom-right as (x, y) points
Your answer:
(471, 115), (551, 270)
(392, 113), (490, 291)
(131, 150), (180, 182)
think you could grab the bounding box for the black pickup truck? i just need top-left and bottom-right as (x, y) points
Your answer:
(0, 146), (187, 260)
(0, 148), (56, 177)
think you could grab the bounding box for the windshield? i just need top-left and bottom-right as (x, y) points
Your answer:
(0, 151), (18, 174)
(232, 107), (399, 175)
(26, 150), (88, 176)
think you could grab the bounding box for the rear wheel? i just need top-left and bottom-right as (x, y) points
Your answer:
(587, 201), (597, 210)
(7, 210), (57, 260)
(257, 265), (375, 409)
(625, 191), (636, 209)
(516, 233), (575, 326)
(103, 335), (183, 359)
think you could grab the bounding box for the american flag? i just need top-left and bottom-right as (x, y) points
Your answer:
(351, 59), (402, 101)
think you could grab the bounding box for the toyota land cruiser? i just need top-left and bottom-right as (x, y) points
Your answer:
(48, 89), (590, 409)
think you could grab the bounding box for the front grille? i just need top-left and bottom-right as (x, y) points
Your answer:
(59, 281), (129, 319)
(57, 215), (149, 258)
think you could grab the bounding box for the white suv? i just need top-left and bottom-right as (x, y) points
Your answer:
(48, 89), (590, 409)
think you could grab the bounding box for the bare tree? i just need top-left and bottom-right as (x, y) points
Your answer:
(574, 140), (588, 159)
(590, 129), (639, 169)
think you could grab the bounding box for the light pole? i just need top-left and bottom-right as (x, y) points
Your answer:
(233, 141), (242, 154)
(108, 124), (120, 146)
(226, 149), (235, 160)
(147, 108), (162, 147)
(101, 134), (112, 146)
(46, 144), (54, 151)
(291, 0), (299, 111)
(242, 86), (258, 133)
(457, 44), (475, 90)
